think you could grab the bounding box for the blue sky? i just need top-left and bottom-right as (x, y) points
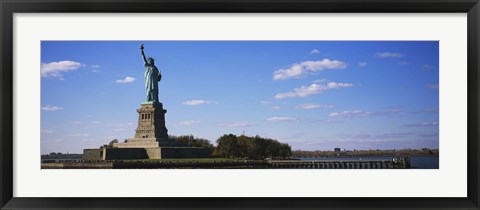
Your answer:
(41, 41), (439, 154)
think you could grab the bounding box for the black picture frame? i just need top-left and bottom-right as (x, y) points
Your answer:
(1, 0), (479, 209)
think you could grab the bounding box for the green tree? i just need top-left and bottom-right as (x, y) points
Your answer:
(170, 135), (214, 150)
(108, 139), (118, 146)
(216, 134), (239, 158)
(216, 134), (291, 159)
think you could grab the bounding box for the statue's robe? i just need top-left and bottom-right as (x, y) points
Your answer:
(144, 62), (161, 102)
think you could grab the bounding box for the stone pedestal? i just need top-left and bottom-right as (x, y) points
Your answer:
(113, 102), (177, 148)
(134, 102), (169, 140)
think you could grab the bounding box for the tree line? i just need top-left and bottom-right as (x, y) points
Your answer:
(214, 134), (292, 159)
(169, 135), (214, 149)
(41, 152), (83, 160)
(170, 134), (293, 159)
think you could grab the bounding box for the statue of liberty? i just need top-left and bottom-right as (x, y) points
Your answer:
(140, 44), (162, 103)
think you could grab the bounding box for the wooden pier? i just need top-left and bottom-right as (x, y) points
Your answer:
(268, 157), (410, 169)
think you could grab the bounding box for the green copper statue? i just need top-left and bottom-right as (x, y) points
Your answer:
(140, 44), (162, 103)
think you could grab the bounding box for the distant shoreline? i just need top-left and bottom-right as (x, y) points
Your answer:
(291, 148), (439, 158)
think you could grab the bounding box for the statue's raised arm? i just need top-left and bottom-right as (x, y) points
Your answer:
(140, 44), (148, 64)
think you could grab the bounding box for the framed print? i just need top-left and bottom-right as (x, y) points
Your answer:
(1, 0), (479, 209)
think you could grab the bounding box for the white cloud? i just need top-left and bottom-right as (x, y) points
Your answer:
(70, 133), (90, 137)
(272, 106), (281, 110)
(260, 100), (271, 105)
(375, 52), (404, 58)
(41, 60), (83, 78)
(275, 81), (353, 99)
(41, 129), (53, 134)
(315, 119), (344, 124)
(426, 83), (439, 89)
(266, 117), (297, 122)
(116, 76), (136, 83)
(422, 121), (439, 126)
(42, 105), (63, 111)
(275, 92), (297, 99)
(91, 65), (100, 73)
(296, 103), (334, 109)
(303, 60), (347, 71)
(104, 122), (134, 132)
(337, 132), (417, 141)
(182, 100), (218, 106)
(177, 120), (201, 126)
(310, 49), (320, 54)
(329, 110), (373, 118)
(388, 108), (403, 113)
(219, 122), (254, 127)
(418, 108), (438, 114)
(91, 121), (101, 124)
(405, 121), (439, 126)
(273, 63), (304, 80)
(326, 82), (353, 88)
(312, 79), (326, 83)
(358, 62), (368, 67)
(273, 59), (347, 80)
(422, 64), (434, 71)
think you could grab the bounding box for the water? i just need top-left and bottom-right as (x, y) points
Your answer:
(409, 156), (439, 169)
(299, 156), (439, 169)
